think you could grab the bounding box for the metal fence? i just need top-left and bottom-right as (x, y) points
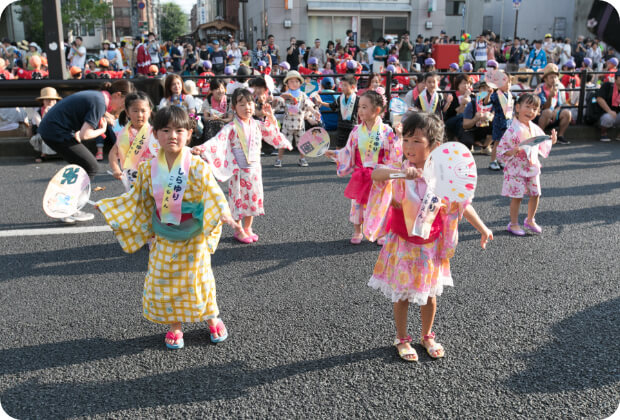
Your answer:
(0, 69), (611, 125)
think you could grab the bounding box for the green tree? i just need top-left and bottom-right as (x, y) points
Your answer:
(16, 0), (110, 46)
(160, 2), (187, 41)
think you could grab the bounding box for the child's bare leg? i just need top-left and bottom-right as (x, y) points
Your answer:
(243, 216), (254, 234)
(393, 300), (415, 359)
(420, 296), (444, 357)
(165, 322), (182, 345)
(353, 223), (362, 235)
(491, 141), (498, 161)
(510, 198), (522, 226)
(527, 195), (540, 221)
(277, 148), (285, 160)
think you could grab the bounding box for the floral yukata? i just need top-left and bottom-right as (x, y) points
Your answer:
(365, 160), (470, 305)
(195, 118), (292, 220)
(497, 119), (552, 198)
(334, 119), (402, 225)
(97, 149), (231, 324)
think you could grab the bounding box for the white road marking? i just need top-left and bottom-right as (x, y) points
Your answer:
(0, 225), (112, 237)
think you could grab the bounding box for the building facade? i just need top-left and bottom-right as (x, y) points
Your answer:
(0, 3), (26, 42)
(243, 0), (450, 49)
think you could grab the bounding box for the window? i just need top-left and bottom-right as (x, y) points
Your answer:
(553, 17), (567, 38)
(384, 17), (407, 38)
(360, 18), (383, 43)
(483, 16), (493, 32)
(446, 0), (465, 16)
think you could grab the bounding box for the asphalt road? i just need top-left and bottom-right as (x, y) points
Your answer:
(0, 139), (618, 419)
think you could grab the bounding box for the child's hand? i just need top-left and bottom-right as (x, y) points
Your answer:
(394, 122), (403, 138)
(480, 228), (493, 249)
(324, 150), (337, 159)
(190, 146), (203, 155)
(112, 170), (123, 180)
(550, 129), (558, 144)
(221, 213), (241, 230)
(401, 166), (423, 179)
(446, 94), (453, 105)
(510, 147), (522, 157)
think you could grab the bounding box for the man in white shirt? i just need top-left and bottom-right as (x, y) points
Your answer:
(366, 41), (375, 67)
(308, 39), (327, 68)
(147, 32), (160, 66)
(68, 36), (86, 69)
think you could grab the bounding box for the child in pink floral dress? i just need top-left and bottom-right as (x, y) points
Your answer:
(192, 88), (292, 244)
(365, 112), (493, 362)
(497, 93), (557, 236)
(325, 90), (402, 244)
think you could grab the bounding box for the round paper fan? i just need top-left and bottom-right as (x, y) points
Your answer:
(43, 164), (92, 218)
(520, 135), (551, 146)
(389, 97), (408, 115)
(297, 127), (331, 157)
(423, 142), (477, 202)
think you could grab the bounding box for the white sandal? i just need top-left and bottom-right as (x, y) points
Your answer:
(393, 335), (418, 362)
(420, 331), (445, 359)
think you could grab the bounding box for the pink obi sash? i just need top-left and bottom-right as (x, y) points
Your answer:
(344, 147), (385, 205)
(155, 210), (193, 225)
(387, 206), (445, 244)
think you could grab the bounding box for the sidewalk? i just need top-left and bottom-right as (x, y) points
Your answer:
(0, 125), (603, 158)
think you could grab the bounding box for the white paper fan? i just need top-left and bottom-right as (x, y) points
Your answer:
(43, 164), (92, 218)
(423, 142), (477, 202)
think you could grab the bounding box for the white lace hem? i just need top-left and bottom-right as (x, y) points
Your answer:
(368, 275), (454, 305)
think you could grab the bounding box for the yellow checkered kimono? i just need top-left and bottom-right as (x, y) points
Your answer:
(97, 154), (232, 324)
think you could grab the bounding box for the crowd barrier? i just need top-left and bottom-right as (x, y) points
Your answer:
(0, 69), (612, 125)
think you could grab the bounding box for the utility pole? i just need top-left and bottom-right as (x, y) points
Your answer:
(513, 8), (519, 39)
(42, 0), (67, 79)
(130, 0), (139, 36)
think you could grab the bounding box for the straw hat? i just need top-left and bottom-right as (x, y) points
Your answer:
(541, 63), (559, 80)
(511, 67), (533, 84)
(102, 39), (111, 45)
(36, 87), (62, 101)
(18, 40), (29, 50)
(184, 80), (199, 95)
(283, 70), (303, 85)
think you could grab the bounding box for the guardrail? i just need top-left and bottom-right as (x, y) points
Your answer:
(0, 69), (612, 125)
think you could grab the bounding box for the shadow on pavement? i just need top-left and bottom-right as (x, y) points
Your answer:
(505, 297), (620, 394)
(2, 345), (389, 418)
(213, 239), (379, 276)
(0, 243), (147, 282)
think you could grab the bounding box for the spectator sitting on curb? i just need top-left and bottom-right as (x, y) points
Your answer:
(534, 64), (571, 145)
(596, 70), (620, 142)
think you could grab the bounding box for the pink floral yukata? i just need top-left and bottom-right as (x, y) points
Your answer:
(334, 119), (402, 225)
(497, 119), (553, 198)
(195, 118), (292, 220)
(365, 161), (470, 305)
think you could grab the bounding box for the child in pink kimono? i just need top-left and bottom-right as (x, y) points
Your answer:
(497, 93), (558, 236)
(325, 90), (402, 244)
(365, 112), (493, 362)
(192, 88), (292, 244)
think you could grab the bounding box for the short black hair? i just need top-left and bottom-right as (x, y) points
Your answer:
(401, 112), (444, 147)
(361, 90), (385, 112)
(231, 88), (254, 107)
(341, 74), (358, 86)
(248, 77), (268, 89)
(75, 36), (83, 42)
(152, 106), (195, 131)
(516, 92), (541, 109)
(424, 72), (438, 81)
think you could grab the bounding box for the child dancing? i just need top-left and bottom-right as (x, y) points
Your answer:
(365, 112), (493, 361)
(192, 88), (292, 244)
(325, 90), (402, 244)
(109, 91), (159, 187)
(497, 93), (557, 235)
(97, 106), (241, 350)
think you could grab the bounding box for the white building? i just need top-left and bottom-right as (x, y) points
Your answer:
(244, 0), (450, 49)
(0, 3), (26, 42)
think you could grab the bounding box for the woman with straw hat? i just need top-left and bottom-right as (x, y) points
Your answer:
(30, 87), (62, 163)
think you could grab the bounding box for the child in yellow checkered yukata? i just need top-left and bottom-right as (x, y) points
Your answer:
(97, 106), (241, 350)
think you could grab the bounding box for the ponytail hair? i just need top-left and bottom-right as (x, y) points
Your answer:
(101, 79), (135, 97)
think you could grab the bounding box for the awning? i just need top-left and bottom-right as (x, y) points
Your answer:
(307, 2), (412, 12)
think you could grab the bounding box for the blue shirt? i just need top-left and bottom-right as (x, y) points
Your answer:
(490, 91), (511, 141)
